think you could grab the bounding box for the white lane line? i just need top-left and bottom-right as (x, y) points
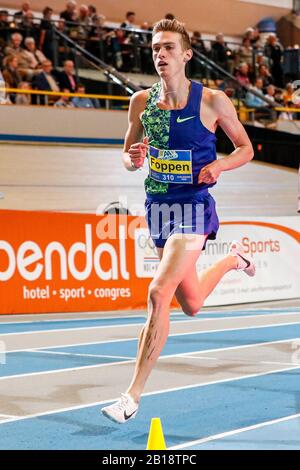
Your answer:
(1, 312), (300, 337)
(0, 414), (19, 418)
(1, 363), (300, 426)
(25, 349), (135, 360)
(4, 316), (300, 354)
(0, 337), (299, 381)
(168, 412), (300, 450)
(0, 308), (299, 326)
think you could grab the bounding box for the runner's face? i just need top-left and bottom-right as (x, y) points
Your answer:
(152, 32), (188, 78)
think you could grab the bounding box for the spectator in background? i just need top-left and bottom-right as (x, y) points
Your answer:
(39, 7), (54, 61)
(191, 31), (207, 55)
(5, 32), (25, 58)
(2, 55), (22, 90)
(264, 34), (284, 88)
(0, 10), (11, 45)
(54, 87), (74, 107)
(211, 33), (231, 71)
(60, 1), (77, 25)
(87, 15), (111, 59)
(265, 84), (276, 102)
(237, 37), (253, 67)
(190, 31), (207, 78)
(257, 64), (273, 91)
(245, 77), (275, 122)
(33, 59), (60, 104)
(76, 4), (90, 40)
(57, 59), (77, 92)
(138, 22), (153, 74)
(120, 11), (136, 37)
(72, 83), (94, 107)
(282, 83), (294, 104)
(15, 80), (31, 105)
(14, 2), (32, 22)
(24, 37), (47, 72)
(250, 27), (262, 49)
(235, 62), (251, 87)
(88, 5), (97, 24)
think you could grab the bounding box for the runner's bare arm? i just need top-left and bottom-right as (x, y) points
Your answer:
(215, 91), (254, 170)
(198, 91), (254, 184)
(122, 90), (148, 171)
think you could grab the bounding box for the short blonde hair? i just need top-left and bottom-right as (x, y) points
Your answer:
(152, 19), (191, 50)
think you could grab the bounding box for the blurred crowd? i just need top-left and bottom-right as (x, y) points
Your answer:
(0, 1), (299, 119)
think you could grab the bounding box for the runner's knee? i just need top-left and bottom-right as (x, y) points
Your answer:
(181, 299), (204, 317)
(148, 280), (175, 308)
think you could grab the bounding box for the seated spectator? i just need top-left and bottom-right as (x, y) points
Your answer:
(265, 84), (276, 103)
(15, 81), (32, 105)
(2, 55), (23, 102)
(5, 32), (25, 58)
(60, 1), (78, 25)
(4, 33), (36, 79)
(54, 88), (74, 107)
(257, 64), (273, 91)
(236, 37), (253, 67)
(245, 78), (266, 107)
(33, 59), (60, 104)
(245, 77), (275, 122)
(72, 83), (94, 107)
(2, 55), (23, 89)
(282, 83), (294, 104)
(235, 62), (251, 87)
(39, 6), (54, 61)
(24, 37), (47, 69)
(57, 60), (77, 92)
(255, 52), (268, 73)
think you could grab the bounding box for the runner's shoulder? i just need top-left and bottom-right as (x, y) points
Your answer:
(130, 88), (150, 109)
(202, 87), (233, 114)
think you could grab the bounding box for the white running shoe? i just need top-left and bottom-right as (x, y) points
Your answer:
(101, 393), (139, 424)
(229, 240), (256, 277)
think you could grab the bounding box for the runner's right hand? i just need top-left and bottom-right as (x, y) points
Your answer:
(128, 136), (149, 168)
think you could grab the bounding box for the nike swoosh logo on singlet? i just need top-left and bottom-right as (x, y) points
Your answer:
(176, 116), (196, 123)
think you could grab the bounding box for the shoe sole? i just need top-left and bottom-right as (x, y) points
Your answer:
(101, 408), (137, 424)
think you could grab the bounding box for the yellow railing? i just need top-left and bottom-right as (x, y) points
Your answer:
(1, 88), (299, 118)
(0, 87), (130, 101)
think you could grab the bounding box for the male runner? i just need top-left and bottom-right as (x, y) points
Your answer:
(102, 19), (255, 423)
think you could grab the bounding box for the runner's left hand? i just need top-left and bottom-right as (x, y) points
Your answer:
(198, 161), (222, 184)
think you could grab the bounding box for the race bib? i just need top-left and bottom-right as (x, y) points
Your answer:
(148, 145), (193, 184)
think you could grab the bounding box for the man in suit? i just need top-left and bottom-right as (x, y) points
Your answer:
(57, 59), (77, 92)
(33, 59), (60, 104)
